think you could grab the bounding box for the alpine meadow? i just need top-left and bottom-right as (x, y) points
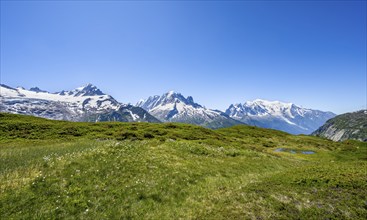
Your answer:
(0, 113), (366, 219)
(1, 1), (366, 219)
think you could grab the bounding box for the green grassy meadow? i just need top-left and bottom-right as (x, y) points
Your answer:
(0, 113), (366, 219)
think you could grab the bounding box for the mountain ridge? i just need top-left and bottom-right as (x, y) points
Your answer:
(312, 110), (367, 142)
(1, 83), (337, 133)
(137, 91), (244, 129)
(225, 99), (336, 134)
(0, 83), (159, 123)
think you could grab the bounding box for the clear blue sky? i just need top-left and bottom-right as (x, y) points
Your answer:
(1, 1), (366, 114)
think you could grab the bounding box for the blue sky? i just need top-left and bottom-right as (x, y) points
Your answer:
(1, 1), (366, 114)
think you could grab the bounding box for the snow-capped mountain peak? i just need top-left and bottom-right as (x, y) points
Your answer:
(225, 99), (336, 134)
(241, 99), (297, 118)
(137, 91), (243, 128)
(0, 83), (159, 123)
(55, 83), (106, 97)
(166, 90), (175, 96)
(137, 91), (203, 111)
(245, 99), (293, 109)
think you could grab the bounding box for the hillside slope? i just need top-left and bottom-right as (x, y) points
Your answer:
(312, 110), (367, 142)
(0, 113), (366, 219)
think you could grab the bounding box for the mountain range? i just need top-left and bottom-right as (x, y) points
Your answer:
(0, 83), (336, 134)
(136, 91), (243, 129)
(226, 99), (336, 134)
(0, 84), (159, 123)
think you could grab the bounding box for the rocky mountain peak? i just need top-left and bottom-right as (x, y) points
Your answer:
(0, 83), (159, 123)
(30, 87), (47, 93)
(73, 83), (105, 97)
(136, 91), (242, 128)
(138, 91), (203, 110)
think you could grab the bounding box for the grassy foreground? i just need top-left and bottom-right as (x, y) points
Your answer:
(0, 113), (366, 219)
